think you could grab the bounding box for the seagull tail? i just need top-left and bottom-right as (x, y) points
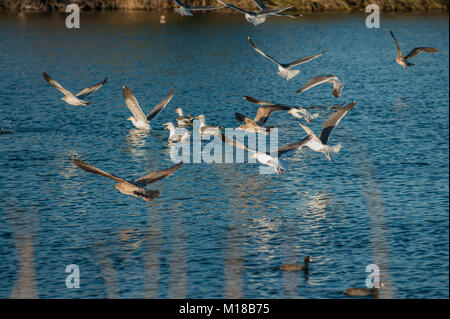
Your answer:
(332, 143), (342, 154)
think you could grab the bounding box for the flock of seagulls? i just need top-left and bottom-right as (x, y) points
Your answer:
(38, 0), (440, 296)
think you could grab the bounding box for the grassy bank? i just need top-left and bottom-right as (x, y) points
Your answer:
(0, 0), (448, 12)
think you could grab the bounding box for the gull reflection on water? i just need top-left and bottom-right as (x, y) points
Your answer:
(124, 129), (149, 157)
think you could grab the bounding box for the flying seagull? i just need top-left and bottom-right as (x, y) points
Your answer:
(195, 114), (224, 139)
(389, 30), (439, 69)
(235, 112), (273, 135)
(43, 72), (107, 106)
(244, 95), (318, 123)
(173, 0), (225, 16)
(123, 86), (174, 130)
(163, 122), (191, 143)
(175, 108), (194, 127)
(73, 159), (183, 202)
(251, 0), (300, 19)
(242, 96), (291, 126)
(219, 133), (286, 175)
(217, 0), (293, 26)
(297, 75), (344, 98)
(275, 101), (356, 161)
(248, 37), (326, 80)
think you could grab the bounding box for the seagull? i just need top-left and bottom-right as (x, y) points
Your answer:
(173, 0), (225, 16)
(219, 133), (286, 175)
(389, 30), (439, 69)
(217, 0), (293, 26)
(235, 112), (273, 135)
(123, 86), (174, 130)
(243, 95), (318, 123)
(275, 101), (356, 161)
(242, 96), (291, 126)
(43, 72), (107, 106)
(175, 108), (194, 127)
(297, 75), (344, 98)
(280, 256), (313, 271)
(251, 0), (300, 19)
(163, 122), (191, 143)
(248, 37), (326, 80)
(195, 114), (224, 139)
(73, 159), (183, 202)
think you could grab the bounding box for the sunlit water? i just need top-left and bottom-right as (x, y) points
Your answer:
(0, 11), (448, 299)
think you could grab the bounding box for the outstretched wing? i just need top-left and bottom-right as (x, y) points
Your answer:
(296, 75), (335, 94)
(73, 158), (128, 183)
(274, 136), (311, 158)
(43, 72), (73, 96)
(243, 95), (276, 106)
(284, 50), (326, 69)
(219, 133), (250, 152)
(404, 47), (439, 60)
(122, 86), (147, 122)
(254, 105), (291, 125)
(319, 101), (356, 145)
(252, 0), (267, 10)
(134, 161), (183, 186)
(146, 88), (174, 121)
(389, 30), (403, 58)
(75, 77), (108, 98)
(217, 0), (250, 14)
(190, 5), (226, 10)
(248, 37), (281, 66)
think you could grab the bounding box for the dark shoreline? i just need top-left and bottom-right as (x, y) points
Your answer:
(0, 0), (448, 13)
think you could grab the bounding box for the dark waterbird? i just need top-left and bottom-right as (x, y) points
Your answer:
(280, 256), (313, 271)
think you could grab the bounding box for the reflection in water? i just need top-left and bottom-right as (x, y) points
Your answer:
(124, 129), (149, 157)
(168, 212), (187, 299)
(143, 210), (163, 298)
(94, 243), (121, 298)
(6, 200), (38, 299)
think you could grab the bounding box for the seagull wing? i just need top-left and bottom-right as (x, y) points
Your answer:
(134, 161), (183, 186)
(43, 72), (73, 96)
(319, 101), (356, 145)
(274, 136), (311, 157)
(284, 50), (327, 69)
(389, 30), (403, 58)
(404, 47), (439, 60)
(217, 0), (250, 14)
(252, 0), (268, 10)
(296, 75), (335, 94)
(190, 5), (226, 10)
(123, 86), (147, 122)
(75, 77), (108, 98)
(146, 88), (174, 121)
(248, 37), (281, 66)
(173, 0), (187, 8)
(243, 95), (276, 106)
(219, 133), (250, 152)
(254, 105), (291, 125)
(73, 159), (129, 184)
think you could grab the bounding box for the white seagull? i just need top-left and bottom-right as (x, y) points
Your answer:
(195, 114), (224, 139)
(297, 75), (344, 98)
(217, 0), (293, 26)
(276, 101), (356, 161)
(173, 0), (225, 16)
(163, 122), (191, 143)
(248, 37), (326, 80)
(175, 108), (194, 127)
(43, 72), (107, 106)
(123, 86), (174, 130)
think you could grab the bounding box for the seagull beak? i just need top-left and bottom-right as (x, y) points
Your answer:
(127, 117), (132, 121)
(195, 116), (199, 119)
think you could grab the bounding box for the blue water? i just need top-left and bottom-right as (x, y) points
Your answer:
(0, 11), (448, 299)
